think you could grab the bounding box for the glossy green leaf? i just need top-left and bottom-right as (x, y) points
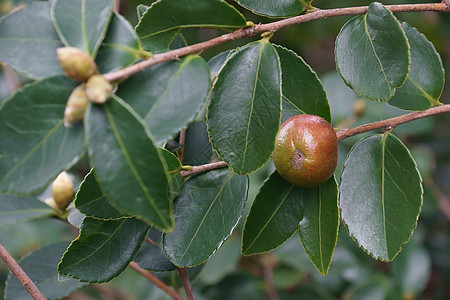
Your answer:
(207, 40), (282, 174)
(136, 4), (148, 19)
(275, 45), (331, 123)
(0, 195), (53, 227)
(0, 76), (84, 194)
(0, 1), (64, 79)
(161, 148), (182, 201)
(242, 171), (308, 255)
(96, 12), (142, 73)
(85, 96), (173, 231)
(163, 169), (248, 267)
(389, 23), (444, 110)
(340, 134), (423, 261)
(5, 242), (86, 300)
(234, 0), (312, 17)
(298, 176), (339, 275)
(208, 50), (231, 80)
(58, 217), (149, 283)
(136, 0), (246, 53)
(335, 2), (409, 101)
(134, 243), (177, 272)
(183, 121), (215, 166)
(116, 55), (210, 144)
(344, 276), (389, 300)
(74, 169), (124, 220)
(51, 0), (114, 56)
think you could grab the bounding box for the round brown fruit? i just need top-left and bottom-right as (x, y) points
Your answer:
(272, 114), (338, 187)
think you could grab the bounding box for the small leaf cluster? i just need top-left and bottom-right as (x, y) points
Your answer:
(0, 0), (446, 298)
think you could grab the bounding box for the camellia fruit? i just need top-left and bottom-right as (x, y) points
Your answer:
(272, 114), (338, 187)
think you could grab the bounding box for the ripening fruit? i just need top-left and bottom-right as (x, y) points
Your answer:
(272, 114), (338, 187)
(64, 84), (89, 127)
(56, 47), (98, 82)
(51, 171), (74, 211)
(85, 75), (113, 104)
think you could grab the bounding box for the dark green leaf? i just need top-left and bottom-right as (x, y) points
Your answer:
(335, 2), (409, 101)
(74, 169), (124, 220)
(207, 40), (282, 174)
(208, 50), (231, 80)
(116, 55), (210, 144)
(242, 171), (307, 255)
(389, 23), (444, 110)
(298, 176), (339, 275)
(96, 12), (143, 73)
(234, 0), (312, 18)
(0, 1), (64, 79)
(51, 0), (114, 57)
(274, 44), (331, 123)
(0, 195), (53, 227)
(344, 276), (389, 300)
(136, 0), (246, 53)
(58, 217), (149, 283)
(0, 76), (84, 194)
(136, 4), (148, 19)
(163, 169), (248, 267)
(160, 148), (182, 201)
(134, 242), (177, 272)
(5, 242), (86, 300)
(183, 121), (215, 166)
(340, 134), (423, 261)
(85, 96), (173, 231)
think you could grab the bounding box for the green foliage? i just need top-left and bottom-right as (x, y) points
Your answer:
(0, 0), (448, 298)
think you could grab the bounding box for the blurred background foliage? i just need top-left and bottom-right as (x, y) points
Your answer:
(0, 0), (449, 299)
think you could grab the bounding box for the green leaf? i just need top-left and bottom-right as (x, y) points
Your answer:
(0, 76), (84, 194)
(242, 171), (306, 255)
(274, 44), (331, 123)
(163, 169), (248, 267)
(388, 23), (445, 110)
(0, 1), (64, 79)
(136, 0), (246, 53)
(335, 2), (409, 101)
(208, 50), (231, 80)
(0, 195), (53, 227)
(344, 276), (389, 300)
(136, 4), (148, 19)
(340, 134), (423, 261)
(85, 96), (173, 231)
(96, 12), (142, 73)
(51, 0), (114, 57)
(116, 55), (210, 144)
(207, 40), (282, 174)
(298, 176), (339, 275)
(183, 121), (215, 166)
(58, 217), (149, 283)
(74, 169), (124, 220)
(5, 242), (86, 300)
(134, 243), (177, 272)
(161, 148), (182, 201)
(234, 0), (312, 18)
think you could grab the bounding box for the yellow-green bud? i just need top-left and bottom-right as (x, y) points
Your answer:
(85, 75), (113, 104)
(51, 171), (74, 211)
(64, 84), (89, 127)
(57, 47), (98, 82)
(353, 99), (367, 117)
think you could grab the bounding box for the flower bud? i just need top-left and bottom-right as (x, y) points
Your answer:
(64, 84), (89, 127)
(85, 75), (113, 104)
(353, 99), (367, 117)
(51, 171), (74, 211)
(57, 47), (98, 82)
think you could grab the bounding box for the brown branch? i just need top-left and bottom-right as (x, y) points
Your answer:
(177, 269), (194, 300)
(336, 104), (450, 140)
(103, 2), (449, 82)
(0, 243), (46, 300)
(180, 161), (228, 177)
(128, 262), (184, 300)
(261, 254), (279, 300)
(2, 64), (20, 95)
(178, 129), (186, 165)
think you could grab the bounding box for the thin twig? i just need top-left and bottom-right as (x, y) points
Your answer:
(0, 243), (46, 300)
(336, 104), (450, 140)
(103, 2), (449, 82)
(2, 64), (20, 95)
(113, 0), (120, 13)
(261, 254), (279, 300)
(180, 161), (228, 177)
(178, 129), (186, 165)
(129, 262), (184, 300)
(177, 268), (195, 300)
